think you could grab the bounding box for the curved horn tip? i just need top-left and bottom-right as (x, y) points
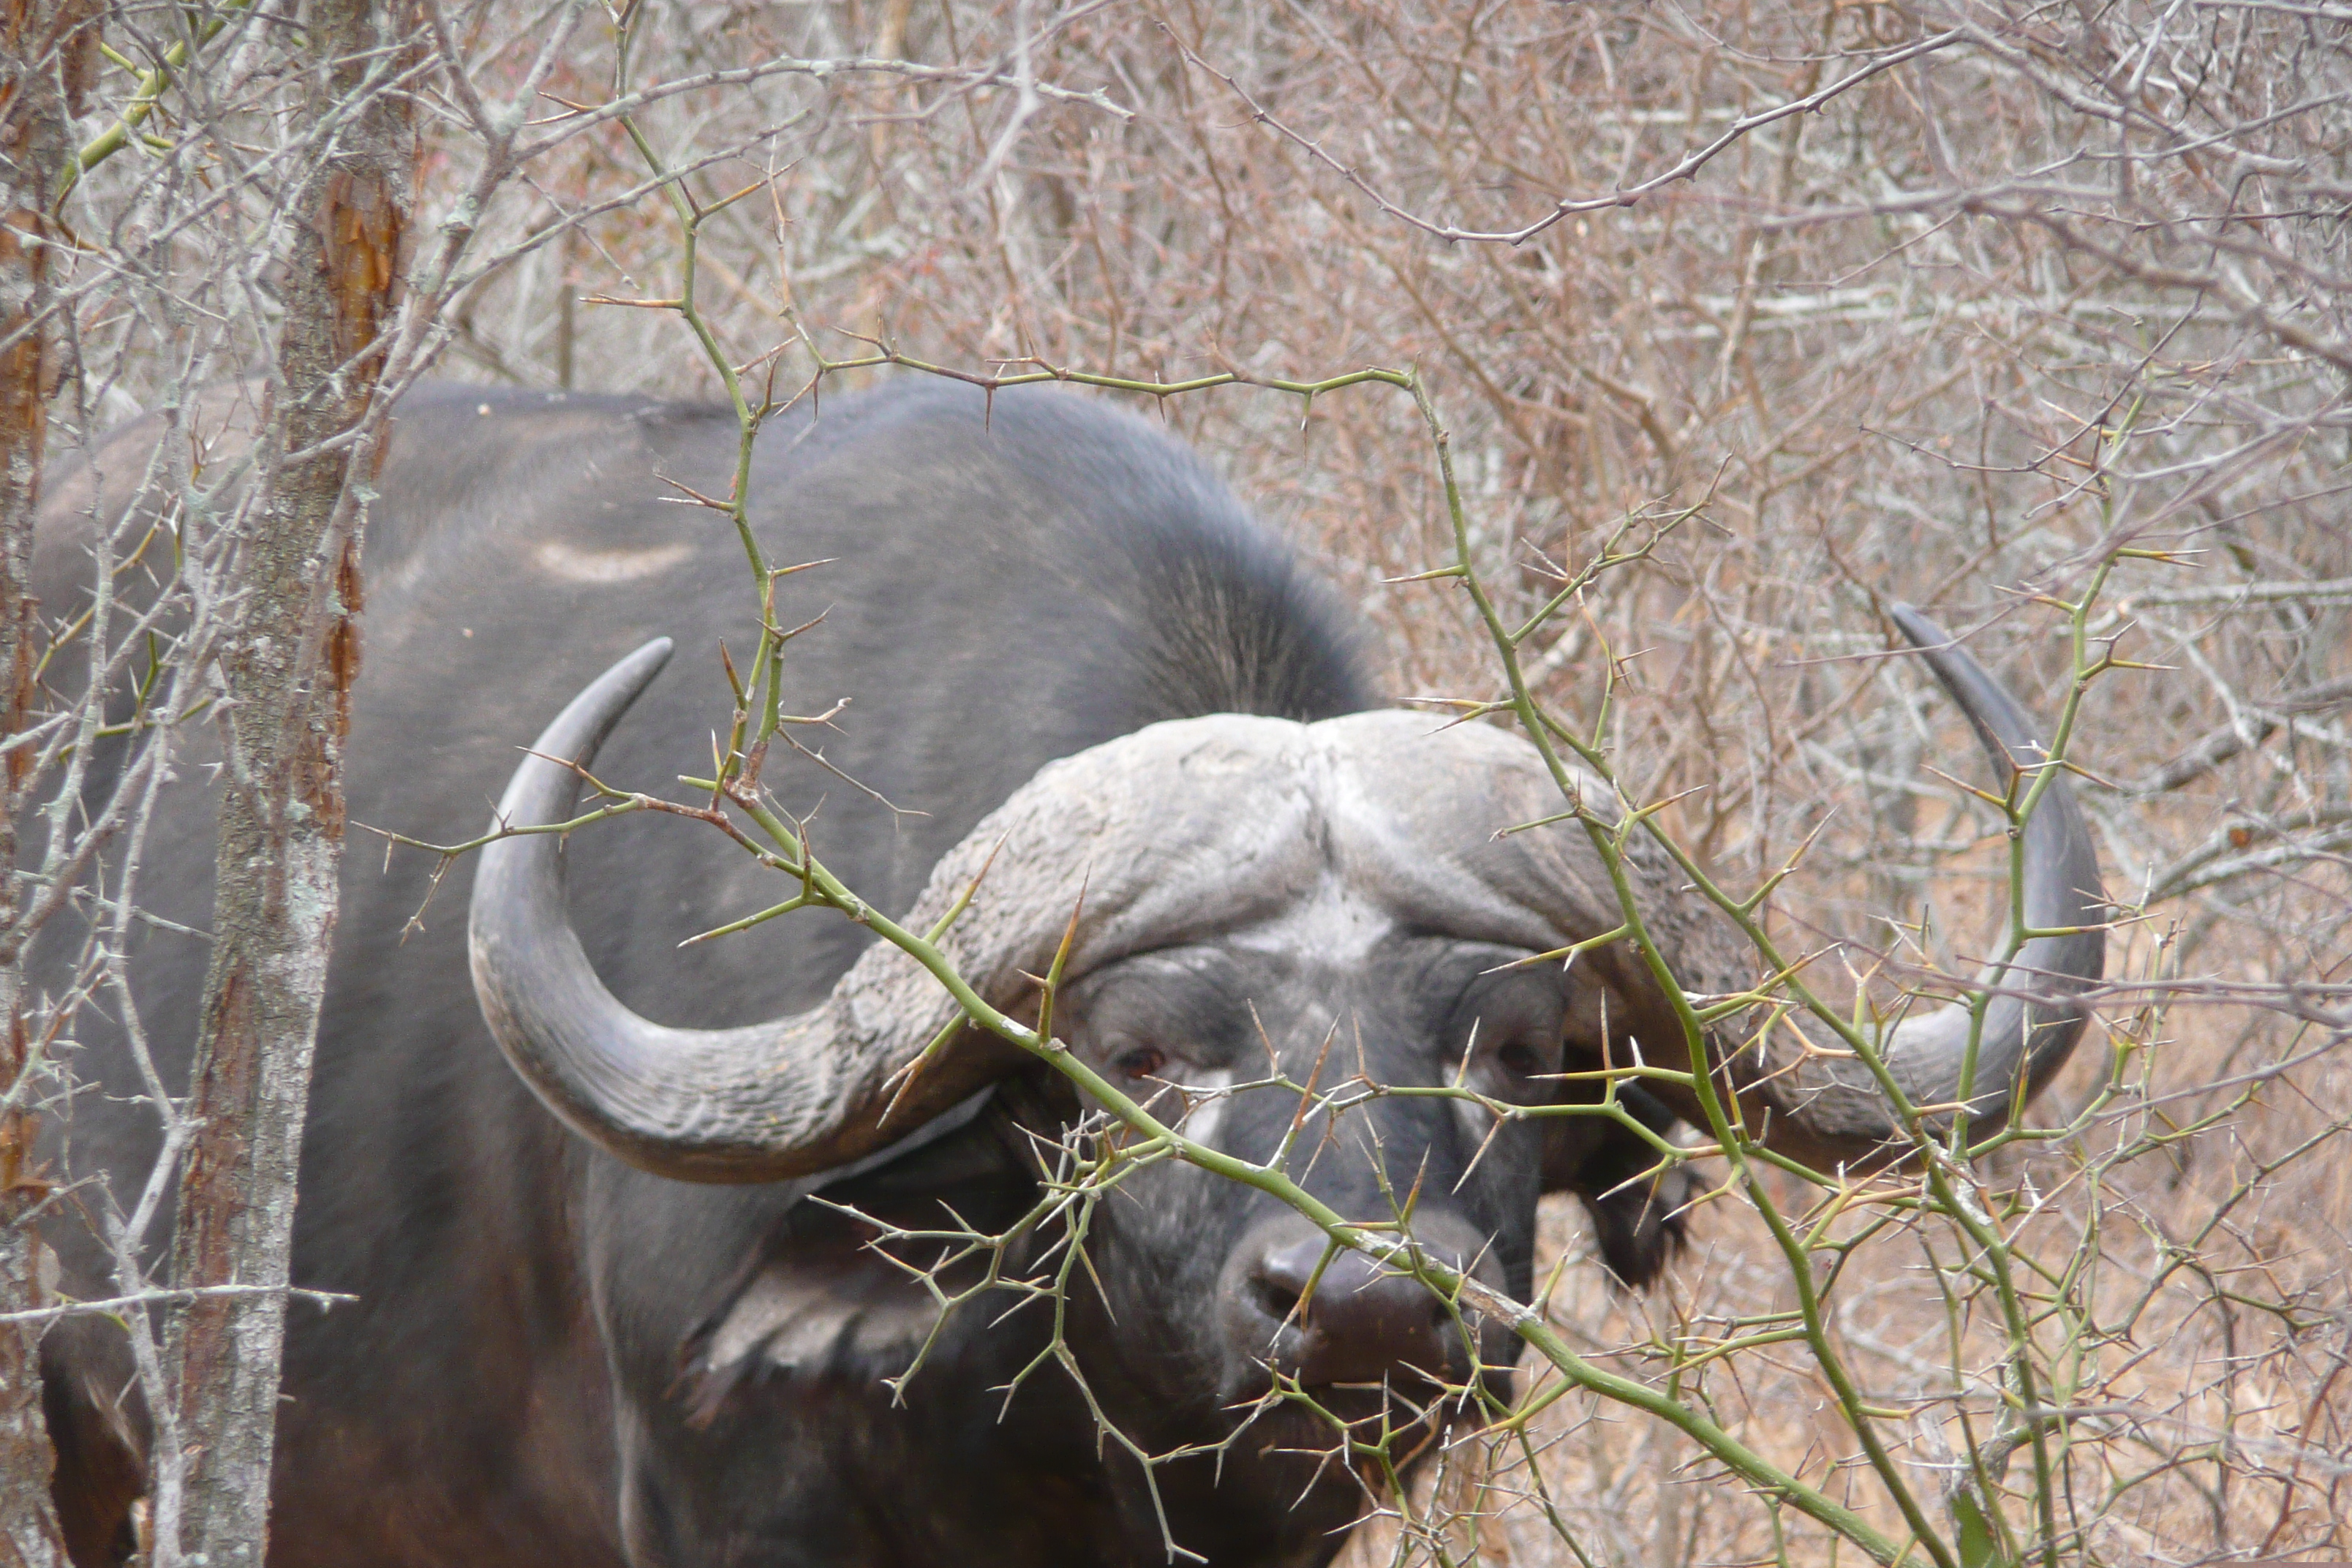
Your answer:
(1887, 601), (1948, 651)
(534, 637), (676, 752)
(500, 637), (676, 803)
(588, 637), (677, 731)
(602, 636), (676, 699)
(1884, 601), (2053, 772)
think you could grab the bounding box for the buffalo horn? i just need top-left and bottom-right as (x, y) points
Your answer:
(468, 643), (1340, 1184)
(1722, 604), (2106, 1164)
(469, 611), (2104, 1186)
(467, 639), (1033, 1183)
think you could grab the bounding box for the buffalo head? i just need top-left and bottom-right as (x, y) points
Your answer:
(466, 606), (2103, 1543)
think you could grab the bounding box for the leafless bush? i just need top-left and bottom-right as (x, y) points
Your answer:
(7, 0), (2346, 1563)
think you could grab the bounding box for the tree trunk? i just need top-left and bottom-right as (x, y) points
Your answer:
(0, 4), (98, 1565)
(160, 4), (415, 1561)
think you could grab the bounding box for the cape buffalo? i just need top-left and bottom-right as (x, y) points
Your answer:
(33, 377), (2102, 1566)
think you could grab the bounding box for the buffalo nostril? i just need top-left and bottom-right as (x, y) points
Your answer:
(1246, 1237), (1457, 1387)
(1250, 1270), (1303, 1330)
(1251, 1238), (1322, 1325)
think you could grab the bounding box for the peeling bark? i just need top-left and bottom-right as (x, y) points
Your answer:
(160, 4), (417, 1562)
(0, 4), (98, 1565)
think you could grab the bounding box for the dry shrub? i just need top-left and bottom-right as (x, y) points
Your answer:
(56, 0), (2347, 1560)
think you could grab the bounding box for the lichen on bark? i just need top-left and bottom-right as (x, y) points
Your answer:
(0, 4), (99, 1564)
(159, 4), (418, 1562)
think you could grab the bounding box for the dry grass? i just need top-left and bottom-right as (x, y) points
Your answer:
(51, 0), (2351, 1560)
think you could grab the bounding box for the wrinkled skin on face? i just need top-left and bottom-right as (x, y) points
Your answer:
(1056, 936), (1554, 1488)
(663, 920), (1679, 1567)
(1064, 933), (1561, 1394)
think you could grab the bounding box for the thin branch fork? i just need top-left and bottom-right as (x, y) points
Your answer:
(1167, 24), (1963, 246)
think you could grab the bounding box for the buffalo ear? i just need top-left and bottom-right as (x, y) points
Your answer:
(680, 1236), (943, 1427)
(1541, 1083), (1695, 1289)
(676, 1100), (1041, 1424)
(1575, 1162), (1700, 1289)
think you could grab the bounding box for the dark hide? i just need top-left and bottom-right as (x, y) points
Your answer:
(33, 380), (1689, 1567)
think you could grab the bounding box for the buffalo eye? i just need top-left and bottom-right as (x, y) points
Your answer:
(1496, 1040), (1548, 1081)
(1112, 1044), (1169, 1081)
